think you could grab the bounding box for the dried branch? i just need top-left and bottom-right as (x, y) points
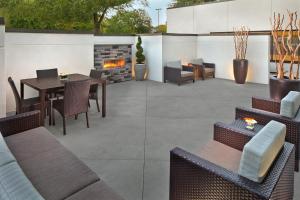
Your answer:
(233, 26), (250, 60)
(271, 11), (300, 80)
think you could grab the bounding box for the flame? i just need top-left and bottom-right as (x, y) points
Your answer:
(104, 59), (125, 69)
(244, 118), (257, 124)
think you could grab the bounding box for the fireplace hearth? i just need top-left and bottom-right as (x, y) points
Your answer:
(94, 45), (132, 83)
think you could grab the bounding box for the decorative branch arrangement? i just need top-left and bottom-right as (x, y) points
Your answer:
(233, 26), (250, 60)
(270, 11), (300, 80)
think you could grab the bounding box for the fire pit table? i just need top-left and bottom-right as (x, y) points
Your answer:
(213, 119), (265, 152)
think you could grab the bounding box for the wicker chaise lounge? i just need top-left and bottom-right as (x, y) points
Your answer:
(170, 123), (295, 200)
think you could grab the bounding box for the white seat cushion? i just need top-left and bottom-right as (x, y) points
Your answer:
(181, 71), (194, 78)
(280, 91), (300, 118)
(0, 162), (45, 200)
(167, 61), (182, 69)
(238, 120), (286, 183)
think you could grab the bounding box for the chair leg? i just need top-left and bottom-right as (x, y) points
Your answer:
(88, 100), (90, 108)
(75, 115), (78, 120)
(52, 108), (55, 126)
(96, 99), (100, 112)
(48, 104), (51, 126)
(63, 117), (66, 135)
(86, 112), (89, 128)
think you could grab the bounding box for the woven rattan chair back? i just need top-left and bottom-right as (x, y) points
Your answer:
(8, 77), (22, 114)
(89, 69), (102, 93)
(36, 68), (58, 78)
(63, 80), (91, 117)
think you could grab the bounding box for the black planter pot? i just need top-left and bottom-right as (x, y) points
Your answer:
(233, 59), (248, 84)
(269, 76), (300, 100)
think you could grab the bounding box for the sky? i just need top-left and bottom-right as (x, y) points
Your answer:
(136, 0), (172, 26)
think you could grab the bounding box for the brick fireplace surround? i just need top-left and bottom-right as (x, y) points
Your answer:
(94, 44), (133, 83)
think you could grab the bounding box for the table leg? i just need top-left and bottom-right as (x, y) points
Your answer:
(20, 82), (24, 99)
(39, 90), (46, 126)
(102, 82), (106, 118)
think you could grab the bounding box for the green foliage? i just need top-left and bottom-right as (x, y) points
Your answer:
(154, 25), (167, 33)
(105, 9), (152, 34)
(136, 36), (145, 64)
(0, 0), (148, 33)
(171, 0), (220, 7)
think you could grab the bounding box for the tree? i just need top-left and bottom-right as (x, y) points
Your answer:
(154, 24), (167, 33)
(136, 36), (145, 64)
(0, 0), (148, 33)
(171, 0), (218, 7)
(105, 9), (152, 34)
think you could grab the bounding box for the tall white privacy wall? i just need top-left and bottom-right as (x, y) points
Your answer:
(167, 0), (300, 34)
(197, 35), (270, 84)
(0, 19), (5, 117)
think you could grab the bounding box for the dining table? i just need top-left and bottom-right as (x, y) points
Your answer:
(20, 73), (106, 125)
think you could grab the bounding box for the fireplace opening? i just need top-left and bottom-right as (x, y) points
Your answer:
(103, 58), (126, 69)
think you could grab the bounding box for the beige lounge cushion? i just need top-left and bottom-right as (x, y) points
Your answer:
(5, 127), (100, 200)
(167, 61), (182, 69)
(238, 120), (286, 183)
(280, 91), (300, 118)
(204, 68), (215, 73)
(181, 71), (194, 78)
(191, 58), (204, 65)
(198, 140), (241, 173)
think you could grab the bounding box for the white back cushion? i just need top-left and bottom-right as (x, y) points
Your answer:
(191, 58), (204, 65)
(167, 60), (182, 69)
(238, 121), (286, 183)
(280, 91), (300, 118)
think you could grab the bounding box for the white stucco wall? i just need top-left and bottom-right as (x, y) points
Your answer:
(197, 35), (270, 84)
(0, 25), (5, 117)
(167, 0), (300, 34)
(140, 35), (163, 82)
(162, 35), (197, 66)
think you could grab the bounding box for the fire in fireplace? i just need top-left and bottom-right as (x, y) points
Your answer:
(103, 58), (126, 69)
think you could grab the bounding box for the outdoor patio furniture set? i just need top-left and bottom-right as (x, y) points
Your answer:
(170, 91), (300, 200)
(0, 111), (123, 200)
(164, 59), (216, 85)
(8, 68), (106, 135)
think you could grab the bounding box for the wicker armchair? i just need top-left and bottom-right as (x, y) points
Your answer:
(164, 61), (195, 86)
(235, 106), (299, 171)
(170, 128), (295, 200)
(189, 62), (216, 80)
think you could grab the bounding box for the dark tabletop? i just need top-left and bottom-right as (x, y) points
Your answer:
(21, 73), (104, 91)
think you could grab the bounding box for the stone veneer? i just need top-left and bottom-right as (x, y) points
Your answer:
(94, 44), (132, 83)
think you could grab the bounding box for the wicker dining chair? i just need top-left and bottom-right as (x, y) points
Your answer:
(8, 77), (51, 124)
(170, 129), (295, 200)
(89, 69), (103, 112)
(36, 68), (59, 78)
(52, 79), (91, 135)
(36, 68), (64, 97)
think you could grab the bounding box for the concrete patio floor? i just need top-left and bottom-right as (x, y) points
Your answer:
(46, 79), (300, 200)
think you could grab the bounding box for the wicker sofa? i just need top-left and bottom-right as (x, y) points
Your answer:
(170, 124), (295, 200)
(0, 111), (123, 200)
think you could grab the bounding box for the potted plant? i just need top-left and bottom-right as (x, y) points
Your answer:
(135, 36), (146, 81)
(233, 26), (250, 84)
(270, 11), (300, 100)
